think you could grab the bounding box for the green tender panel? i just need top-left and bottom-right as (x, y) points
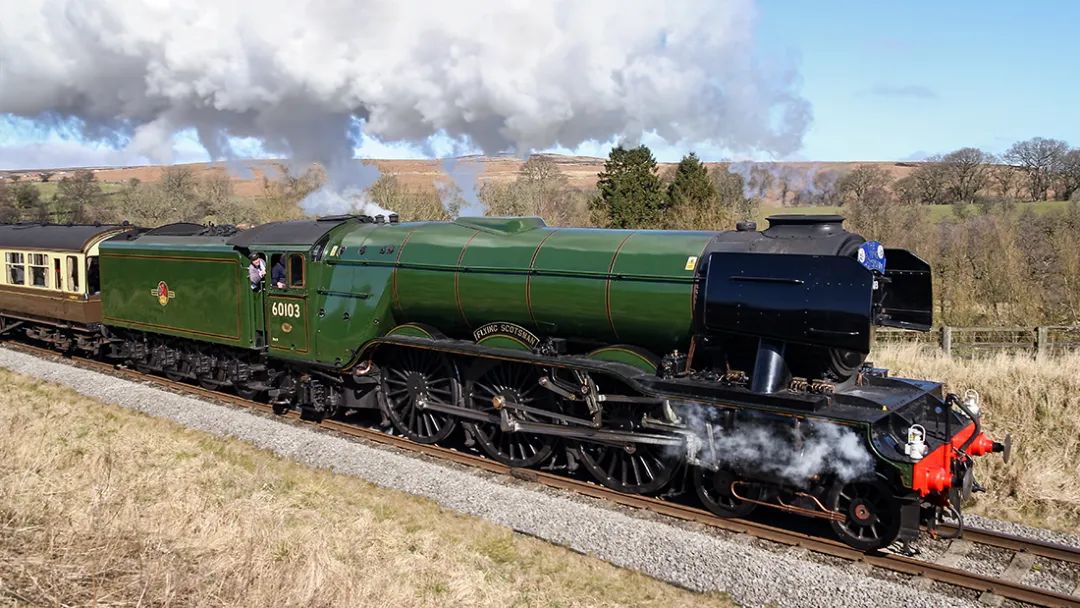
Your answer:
(100, 241), (254, 348)
(393, 222), (475, 330)
(457, 227), (551, 331)
(608, 230), (714, 351)
(529, 228), (629, 341)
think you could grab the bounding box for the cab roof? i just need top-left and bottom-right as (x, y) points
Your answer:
(227, 216), (361, 248)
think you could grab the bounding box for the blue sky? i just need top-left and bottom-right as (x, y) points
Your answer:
(1, 0), (1077, 168)
(759, 0), (1080, 160)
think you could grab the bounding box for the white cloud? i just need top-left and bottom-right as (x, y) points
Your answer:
(0, 0), (810, 176)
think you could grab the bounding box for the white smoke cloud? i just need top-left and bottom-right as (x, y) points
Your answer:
(682, 407), (874, 487)
(300, 186), (393, 218)
(0, 0), (811, 213)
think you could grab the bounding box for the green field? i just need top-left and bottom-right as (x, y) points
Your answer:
(28, 181), (125, 199)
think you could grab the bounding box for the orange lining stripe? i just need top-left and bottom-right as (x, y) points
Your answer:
(604, 232), (636, 341)
(454, 230), (481, 329)
(525, 229), (560, 330)
(390, 229), (418, 317)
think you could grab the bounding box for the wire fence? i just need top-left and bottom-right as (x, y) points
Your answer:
(875, 325), (1080, 358)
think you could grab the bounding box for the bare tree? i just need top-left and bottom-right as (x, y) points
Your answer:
(479, 181), (529, 217)
(1003, 137), (1068, 200)
(941, 147), (992, 202)
(776, 167), (792, 206)
(55, 169), (103, 223)
(517, 155), (569, 220)
(748, 164), (774, 200)
(837, 165), (892, 205)
(1055, 149), (1080, 202)
(160, 166), (199, 204)
(713, 168), (755, 220)
(891, 174), (921, 205)
(198, 170), (234, 208)
(990, 164), (1019, 200)
(812, 170), (840, 205)
(908, 159), (949, 204)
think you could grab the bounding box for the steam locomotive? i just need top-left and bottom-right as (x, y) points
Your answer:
(0, 214), (1008, 550)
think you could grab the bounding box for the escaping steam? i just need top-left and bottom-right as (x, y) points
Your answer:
(681, 406), (874, 486)
(0, 1), (811, 213)
(300, 186), (394, 218)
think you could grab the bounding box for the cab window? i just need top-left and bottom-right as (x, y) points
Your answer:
(288, 254), (305, 287)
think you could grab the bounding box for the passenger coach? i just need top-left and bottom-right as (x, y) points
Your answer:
(0, 223), (130, 349)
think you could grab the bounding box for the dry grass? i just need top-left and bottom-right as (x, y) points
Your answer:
(0, 370), (734, 608)
(873, 344), (1080, 532)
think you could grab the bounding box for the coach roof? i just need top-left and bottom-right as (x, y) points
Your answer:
(0, 223), (130, 252)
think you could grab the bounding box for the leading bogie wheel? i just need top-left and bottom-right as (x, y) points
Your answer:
(827, 478), (902, 551)
(379, 348), (460, 444)
(693, 467), (759, 517)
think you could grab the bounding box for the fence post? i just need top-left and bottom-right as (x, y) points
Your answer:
(941, 326), (952, 357)
(1036, 326), (1049, 358)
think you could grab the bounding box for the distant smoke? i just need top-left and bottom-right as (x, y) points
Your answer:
(0, 1), (811, 207)
(682, 407), (874, 486)
(440, 158), (486, 217)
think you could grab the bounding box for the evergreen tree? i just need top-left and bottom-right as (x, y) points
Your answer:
(0, 182), (17, 223)
(667, 152), (716, 212)
(590, 145), (666, 228)
(13, 183), (48, 222)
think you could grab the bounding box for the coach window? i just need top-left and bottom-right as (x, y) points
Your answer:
(66, 255), (80, 292)
(87, 256), (101, 294)
(5, 252), (25, 286)
(288, 253), (304, 288)
(29, 253), (49, 288)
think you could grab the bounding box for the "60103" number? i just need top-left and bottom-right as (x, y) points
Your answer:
(271, 301), (302, 318)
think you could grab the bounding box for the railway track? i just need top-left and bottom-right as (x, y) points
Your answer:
(7, 342), (1080, 608)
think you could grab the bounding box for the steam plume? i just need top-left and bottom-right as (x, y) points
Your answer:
(0, 1), (811, 214)
(681, 406), (874, 486)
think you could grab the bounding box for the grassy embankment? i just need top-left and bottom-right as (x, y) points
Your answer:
(873, 344), (1080, 533)
(0, 370), (734, 608)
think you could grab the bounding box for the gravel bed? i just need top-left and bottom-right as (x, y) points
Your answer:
(1021, 556), (1080, 595)
(907, 536), (950, 564)
(955, 542), (1012, 578)
(0, 347), (981, 608)
(927, 581), (981, 603)
(964, 514), (1080, 550)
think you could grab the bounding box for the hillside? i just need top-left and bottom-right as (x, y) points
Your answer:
(0, 155), (925, 209)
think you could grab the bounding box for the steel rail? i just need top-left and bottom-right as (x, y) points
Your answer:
(6, 342), (1079, 607)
